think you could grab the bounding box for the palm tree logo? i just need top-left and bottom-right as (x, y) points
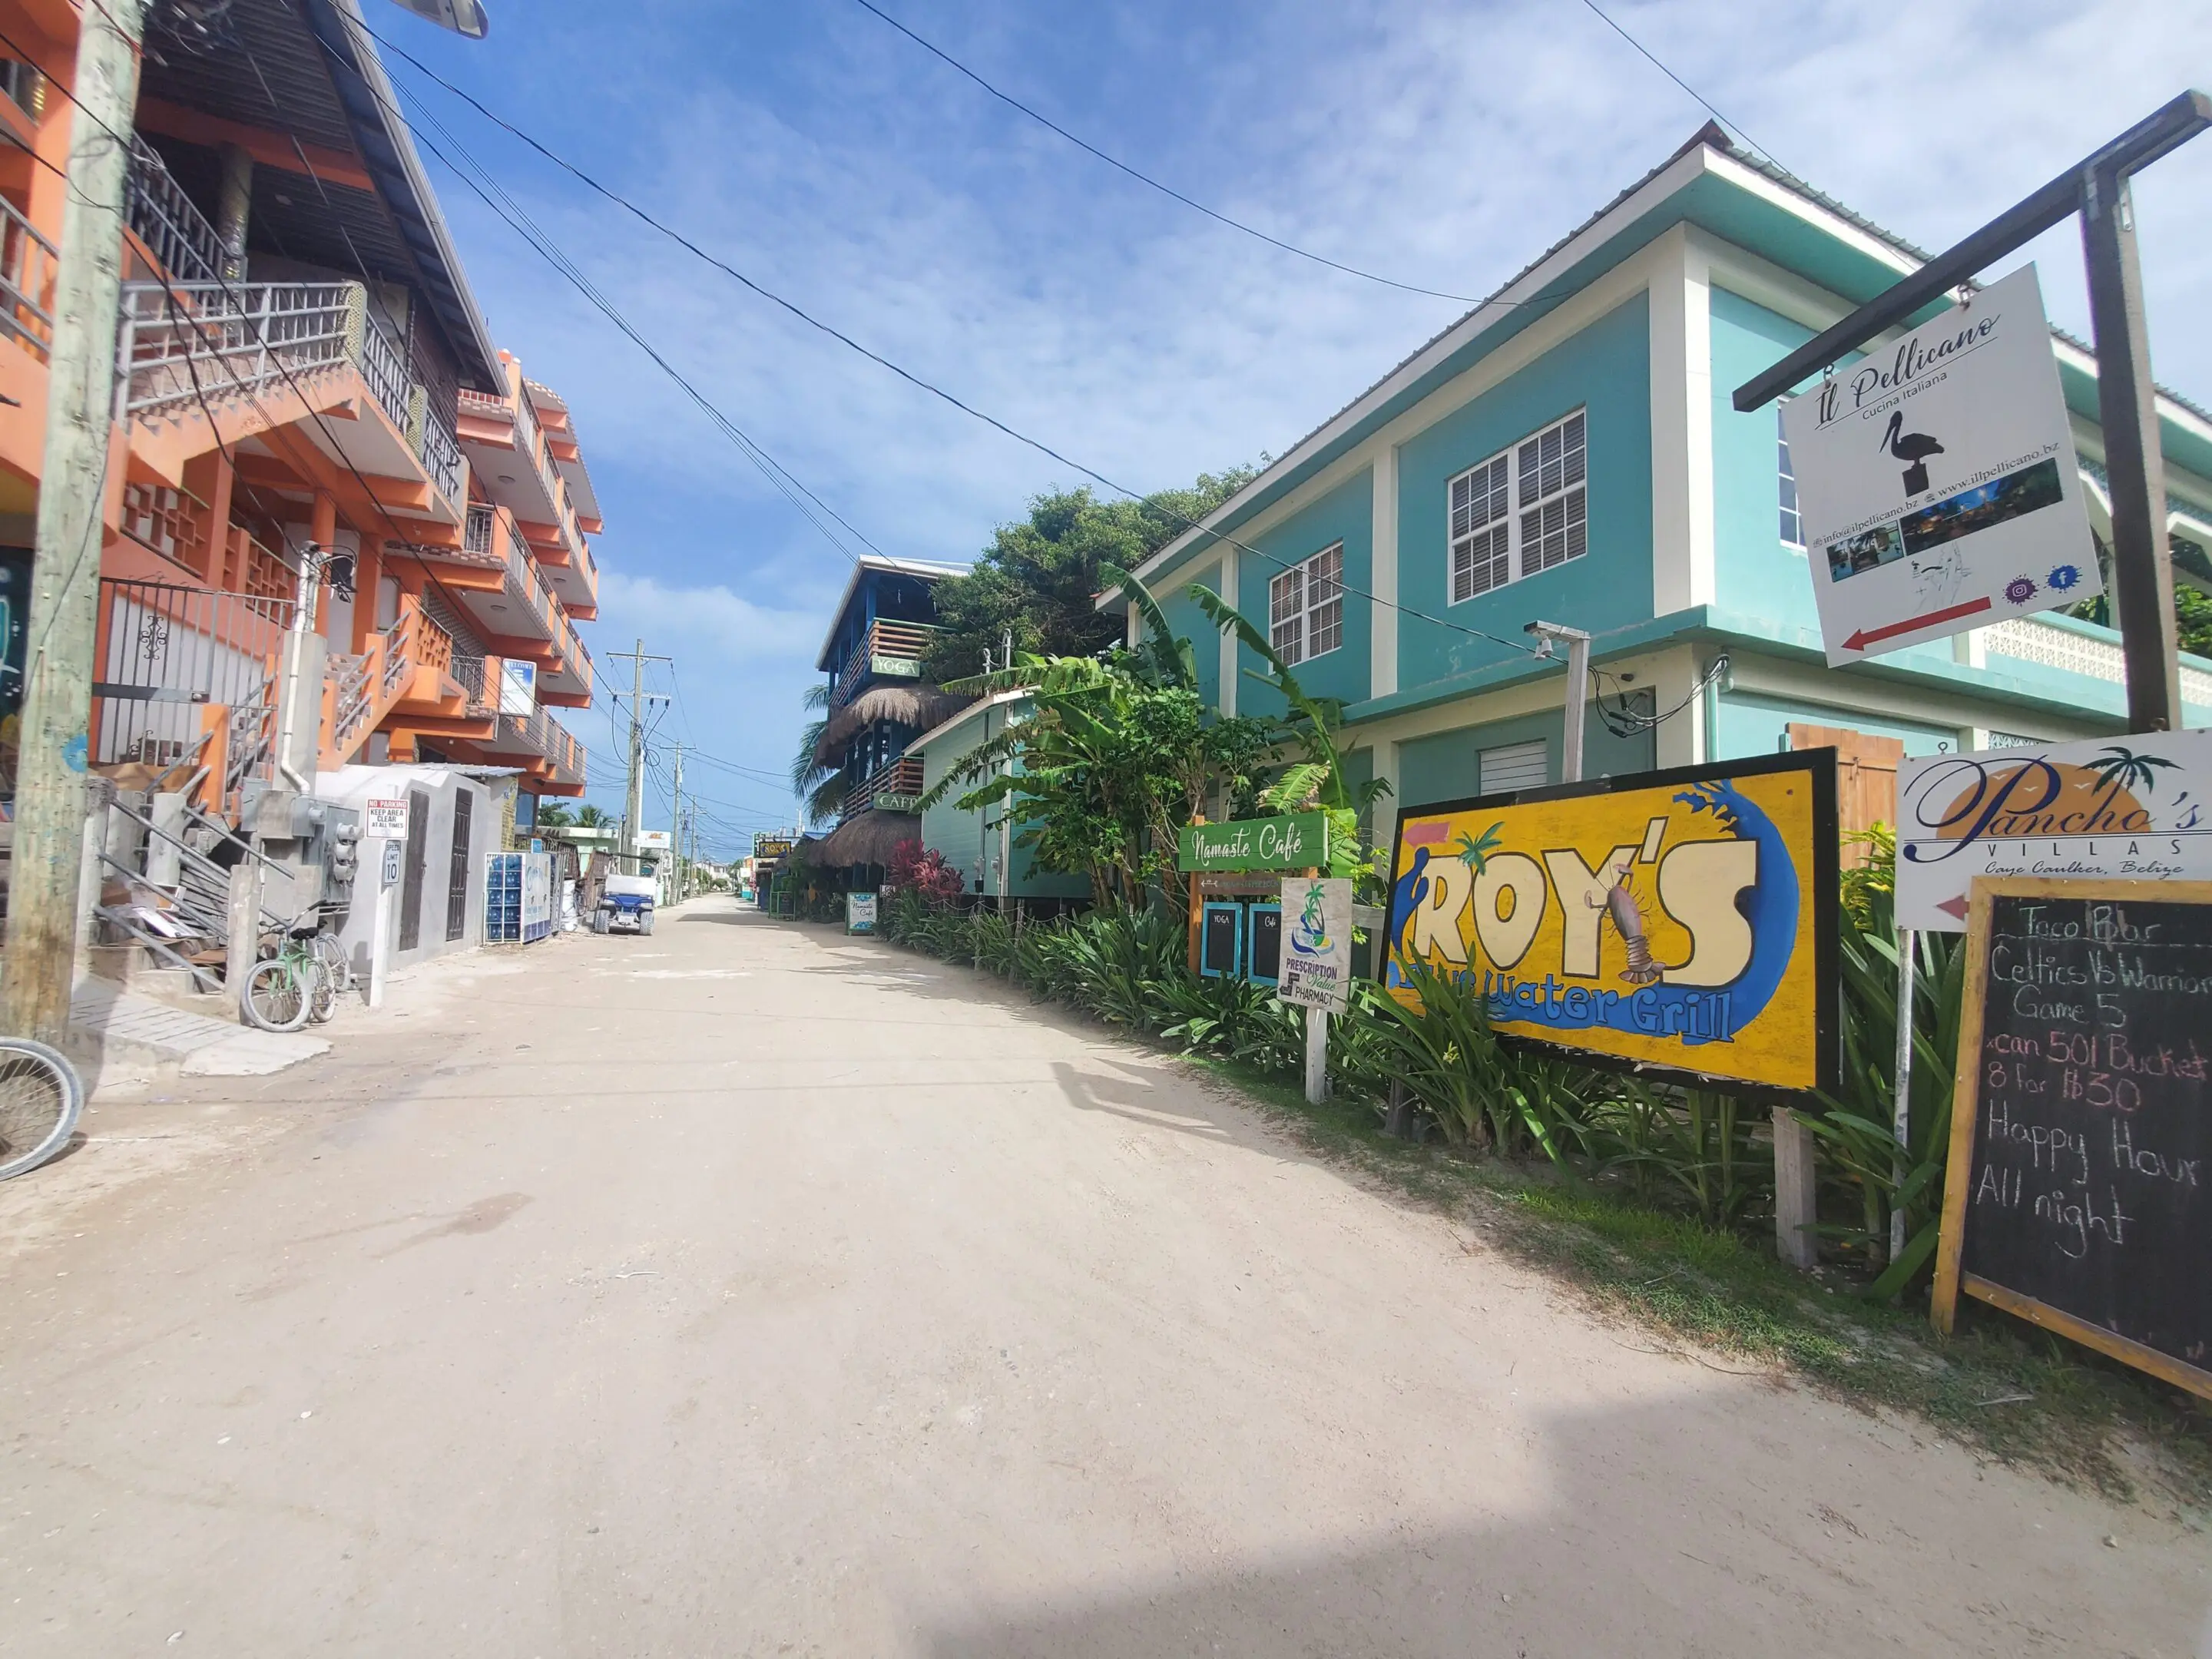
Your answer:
(1452, 823), (1505, 873)
(2083, 745), (2177, 816)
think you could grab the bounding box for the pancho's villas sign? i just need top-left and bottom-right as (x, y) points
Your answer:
(1178, 813), (1327, 874)
(1896, 730), (2212, 930)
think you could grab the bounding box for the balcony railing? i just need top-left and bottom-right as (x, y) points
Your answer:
(92, 578), (293, 814)
(420, 402), (465, 505)
(125, 140), (222, 285)
(118, 279), (467, 510)
(354, 304), (410, 430)
(842, 753), (925, 820)
(489, 700), (584, 786)
(0, 194), (57, 359)
(833, 619), (939, 707)
(118, 280), (355, 416)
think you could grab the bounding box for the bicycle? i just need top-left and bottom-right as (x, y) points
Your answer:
(241, 924), (331, 1033)
(0, 1037), (84, 1181)
(310, 929), (353, 1005)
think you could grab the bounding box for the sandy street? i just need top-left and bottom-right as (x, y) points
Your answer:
(1, 896), (2205, 1655)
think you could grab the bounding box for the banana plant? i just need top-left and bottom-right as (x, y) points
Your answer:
(1187, 585), (1392, 883)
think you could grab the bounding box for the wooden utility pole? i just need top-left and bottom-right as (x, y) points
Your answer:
(2, 0), (147, 1043)
(668, 742), (684, 903)
(604, 639), (667, 872)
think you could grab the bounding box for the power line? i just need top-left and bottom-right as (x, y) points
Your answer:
(844, 0), (1482, 306)
(2, 30), (512, 657)
(1574, 0), (1780, 167)
(324, 14), (921, 581)
(343, 28), (1553, 671)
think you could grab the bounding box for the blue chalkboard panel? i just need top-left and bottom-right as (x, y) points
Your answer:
(1200, 902), (1242, 979)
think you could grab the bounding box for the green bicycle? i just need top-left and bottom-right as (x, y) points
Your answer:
(240, 923), (335, 1033)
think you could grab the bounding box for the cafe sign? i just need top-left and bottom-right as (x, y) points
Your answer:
(1177, 813), (1327, 874)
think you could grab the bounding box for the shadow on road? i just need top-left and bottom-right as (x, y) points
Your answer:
(909, 1389), (2188, 1658)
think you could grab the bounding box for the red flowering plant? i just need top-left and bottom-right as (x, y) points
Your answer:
(887, 839), (965, 903)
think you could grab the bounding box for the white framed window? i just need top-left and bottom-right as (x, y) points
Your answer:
(1448, 409), (1587, 601)
(1269, 542), (1343, 665)
(1778, 410), (1803, 548)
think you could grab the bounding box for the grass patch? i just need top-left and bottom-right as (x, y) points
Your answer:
(1184, 1051), (2212, 1513)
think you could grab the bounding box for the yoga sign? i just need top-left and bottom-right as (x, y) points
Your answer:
(1382, 752), (1839, 1097)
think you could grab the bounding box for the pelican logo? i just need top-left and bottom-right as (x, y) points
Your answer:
(1881, 410), (1945, 498)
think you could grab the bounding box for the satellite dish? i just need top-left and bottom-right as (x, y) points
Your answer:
(383, 0), (488, 38)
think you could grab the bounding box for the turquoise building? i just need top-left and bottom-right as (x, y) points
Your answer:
(1115, 124), (2212, 832)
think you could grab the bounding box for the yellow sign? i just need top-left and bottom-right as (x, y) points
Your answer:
(1382, 752), (1839, 1096)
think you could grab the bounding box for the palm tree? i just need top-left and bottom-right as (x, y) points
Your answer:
(574, 803), (610, 830)
(791, 682), (843, 828)
(2085, 745), (2177, 816)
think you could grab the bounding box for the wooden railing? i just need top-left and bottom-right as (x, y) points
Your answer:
(843, 753), (925, 820)
(833, 619), (938, 707)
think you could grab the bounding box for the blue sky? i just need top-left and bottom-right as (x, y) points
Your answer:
(374, 0), (2212, 859)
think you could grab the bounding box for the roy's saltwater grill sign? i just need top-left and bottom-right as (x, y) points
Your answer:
(1382, 751), (1837, 1097)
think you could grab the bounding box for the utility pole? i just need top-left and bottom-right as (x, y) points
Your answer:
(1525, 621), (1592, 784)
(1, 0), (148, 1043)
(668, 743), (684, 904)
(604, 639), (668, 873)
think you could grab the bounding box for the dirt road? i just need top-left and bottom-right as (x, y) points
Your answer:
(2, 898), (2204, 1654)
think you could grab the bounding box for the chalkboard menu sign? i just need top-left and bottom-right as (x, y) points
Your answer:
(1934, 877), (2212, 1400)
(1200, 902), (1241, 979)
(1248, 904), (1283, 985)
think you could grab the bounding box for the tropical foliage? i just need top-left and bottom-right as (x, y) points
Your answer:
(917, 567), (1280, 910)
(920, 472), (1257, 682)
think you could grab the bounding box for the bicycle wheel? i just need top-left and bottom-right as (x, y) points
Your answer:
(305, 956), (336, 1025)
(0, 1037), (84, 1181)
(311, 931), (352, 999)
(242, 958), (312, 1033)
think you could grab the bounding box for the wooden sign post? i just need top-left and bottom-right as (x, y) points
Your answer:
(1933, 876), (2212, 1400)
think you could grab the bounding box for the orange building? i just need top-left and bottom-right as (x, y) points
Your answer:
(0, 0), (594, 826)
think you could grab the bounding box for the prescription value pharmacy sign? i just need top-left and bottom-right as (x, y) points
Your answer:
(1780, 263), (2101, 667)
(1382, 752), (1839, 1098)
(1177, 813), (1327, 874)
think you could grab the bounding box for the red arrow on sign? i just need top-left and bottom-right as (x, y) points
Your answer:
(1843, 596), (1992, 653)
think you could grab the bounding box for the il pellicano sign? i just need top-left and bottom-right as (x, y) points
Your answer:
(1177, 813), (1327, 873)
(1780, 264), (2101, 665)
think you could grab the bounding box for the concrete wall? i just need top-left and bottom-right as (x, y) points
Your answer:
(315, 764), (495, 982)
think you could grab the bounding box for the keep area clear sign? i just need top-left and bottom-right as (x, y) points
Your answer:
(1780, 264), (2101, 666)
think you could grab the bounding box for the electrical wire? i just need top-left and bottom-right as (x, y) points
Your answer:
(1574, 0), (1780, 167)
(1591, 652), (1727, 737)
(325, 18), (910, 578)
(333, 23), (1557, 671)
(2, 36), (518, 658)
(843, 0), (1481, 305)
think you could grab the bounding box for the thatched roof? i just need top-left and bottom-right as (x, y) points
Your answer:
(811, 810), (922, 871)
(813, 684), (969, 767)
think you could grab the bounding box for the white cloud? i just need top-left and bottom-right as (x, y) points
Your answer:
(420, 0), (2212, 853)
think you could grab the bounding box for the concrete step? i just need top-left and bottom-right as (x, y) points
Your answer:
(68, 977), (327, 1077)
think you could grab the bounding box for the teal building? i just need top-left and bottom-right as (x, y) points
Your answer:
(1114, 124), (2212, 833)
